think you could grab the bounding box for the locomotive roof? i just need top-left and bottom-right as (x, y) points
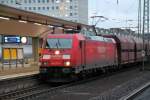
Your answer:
(47, 34), (85, 40)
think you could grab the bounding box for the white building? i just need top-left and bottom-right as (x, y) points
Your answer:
(0, 0), (88, 24)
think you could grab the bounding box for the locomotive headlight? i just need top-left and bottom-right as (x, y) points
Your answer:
(43, 55), (51, 59)
(55, 50), (60, 55)
(64, 61), (71, 66)
(63, 55), (70, 59)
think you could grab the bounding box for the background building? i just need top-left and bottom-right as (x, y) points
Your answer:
(0, 0), (88, 24)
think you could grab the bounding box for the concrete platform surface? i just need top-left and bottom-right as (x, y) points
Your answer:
(0, 71), (39, 80)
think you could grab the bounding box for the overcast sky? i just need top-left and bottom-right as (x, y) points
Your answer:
(88, 0), (138, 29)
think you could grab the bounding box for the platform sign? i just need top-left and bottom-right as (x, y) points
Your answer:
(3, 36), (20, 43)
(3, 48), (10, 60)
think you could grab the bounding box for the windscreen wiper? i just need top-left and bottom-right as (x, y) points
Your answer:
(46, 41), (51, 48)
(57, 39), (61, 48)
(55, 42), (59, 49)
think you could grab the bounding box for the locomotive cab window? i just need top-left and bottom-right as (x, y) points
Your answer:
(46, 38), (72, 49)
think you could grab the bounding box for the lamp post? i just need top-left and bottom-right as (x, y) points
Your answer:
(138, 0), (142, 37)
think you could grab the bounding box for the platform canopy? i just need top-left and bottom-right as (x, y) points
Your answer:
(0, 4), (89, 37)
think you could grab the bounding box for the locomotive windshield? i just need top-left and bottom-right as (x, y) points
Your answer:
(46, 38), (72, 49)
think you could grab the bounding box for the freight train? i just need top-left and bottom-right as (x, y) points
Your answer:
(39, 29), (150, 82)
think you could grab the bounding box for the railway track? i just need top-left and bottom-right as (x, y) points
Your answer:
(0, 74), (39, 95)
(0, 65), (139, 100)
(0, 84), (49, 100)
(123, 81), (150, 100)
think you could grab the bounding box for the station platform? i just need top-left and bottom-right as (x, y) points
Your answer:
(0, 62), (39, 80)
(0, 71), (39, 80)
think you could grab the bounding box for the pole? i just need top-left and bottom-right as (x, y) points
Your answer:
(138, 0), (141, 37)
(142, 0), (145, 71)
(142, 0), (149, 70)
(117, 0), (119, 5)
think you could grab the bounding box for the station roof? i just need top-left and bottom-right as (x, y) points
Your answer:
(0, 4), (89, 37)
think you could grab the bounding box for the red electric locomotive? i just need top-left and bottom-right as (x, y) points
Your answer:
(39, 30), (117, 82)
